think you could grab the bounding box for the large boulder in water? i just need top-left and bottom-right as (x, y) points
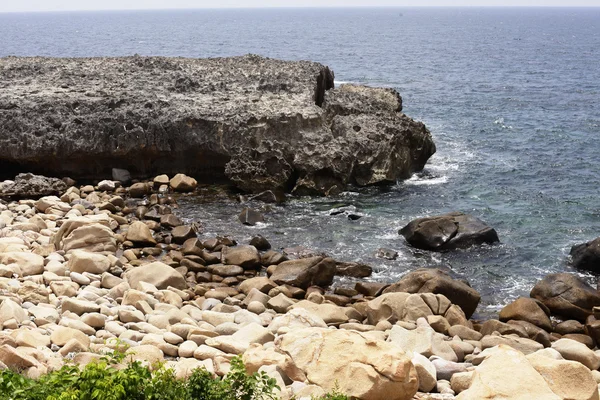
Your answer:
(0, 56), (435, 196)
(399, 212), (499, 251)
(382, 268), (481, 319)
(530, 273), (600, 321)
(570, 237), (600, 272)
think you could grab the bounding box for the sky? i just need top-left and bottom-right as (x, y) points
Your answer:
(1, 0), (598, 12)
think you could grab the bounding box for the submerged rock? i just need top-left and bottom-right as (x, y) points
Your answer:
(400, 212), (499, 251)
(0, 56), (434, 195)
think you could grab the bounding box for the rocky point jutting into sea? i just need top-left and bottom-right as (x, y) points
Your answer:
(1, 56), (600, 400)
(0, 55), (435, 196)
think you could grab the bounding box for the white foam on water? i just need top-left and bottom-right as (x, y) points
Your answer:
(404, 175), (448, 186)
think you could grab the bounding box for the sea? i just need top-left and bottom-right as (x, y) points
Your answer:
(1, 7), (599, 318)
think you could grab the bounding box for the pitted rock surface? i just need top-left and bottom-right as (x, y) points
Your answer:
(0, 55), (435, 195)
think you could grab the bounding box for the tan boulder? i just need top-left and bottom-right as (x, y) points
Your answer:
(170, 174), (197, 192)
(53, 217), (117, 254)
(61, 298), (101, 316)
(67, 250), (111, 274)
(366, 292), (437, 325)
(243, 343), (307, 382)
(388, 325), (458, 362)
(276, 327), (418, 400)
(221, 245), (261, 269)
(267, 308), (327, 334)
(50, 326), (90, 348)
(238, 277), (277, 295)
(270, 257), (336, 290)
(50, 281), (79, 297)
(231, 323), (274, 345)
(288, 300), (349, 325)
(457, 345), (561, 400)
(11, 329), (51, 348)
(125, 261), (186, 290)
(126, 221), (156, 245)
(481, 333), (544, 355)
(0, 298), (27, 327)
(527, 351), (599, 400)
(499, 297), (552, 331)
(0, 252), (44, 276)
(17, 281), (50, 305)
(0, 345), (40, 370)
(411, 352), (437, 393)
(126, 345), (164, 367)
(552, 338), (600, 370)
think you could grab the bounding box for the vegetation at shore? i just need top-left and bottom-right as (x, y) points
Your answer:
(0, 350), (347, 400)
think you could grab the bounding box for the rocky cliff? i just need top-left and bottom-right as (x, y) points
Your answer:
(0, 55), (435, 195)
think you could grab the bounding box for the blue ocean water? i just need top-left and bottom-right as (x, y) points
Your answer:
(1, 7), (600, 316)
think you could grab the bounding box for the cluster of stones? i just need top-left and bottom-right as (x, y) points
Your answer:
(1, 174), (600, 400)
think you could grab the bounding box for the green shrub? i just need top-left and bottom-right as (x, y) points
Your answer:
(0, 351), (280, 400)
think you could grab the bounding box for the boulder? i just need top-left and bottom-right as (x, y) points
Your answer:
(400, 212), (499, 251)
(570, 237), (600, 272)
(527, 351), (599, 400)
(125, 261), (186, 290)
(411, 353), (437, 393)
(0, 56), (434, 196)
(270, 257), (336, 290)
(457, 345), (562, 400)
(551, 338), (600, 370)
(238, 277), (277, 295)
(388, 325), (458, 362)
(112, 168), (131, 183)
(57, 222), (117, 254)
(288, 301), (349, 325)
(0, 252), (44, 276)
(480, 334), (544, 355)
(50, 326), (90, 348)
(0, 299), (27, 327)
(221, 245), (261, 269)
(530, 273), (600, 321)
(249, 235), (271, 251)
(365, 292), (453, 325)
(276, 328), (418, 400)
(238, 208), (265, 226)
(67, 250), (111, 274)
(126, 221), (156, 245)
(243, 343), (307, 383)
(0, 345), (40, 370)
(499, 297), (552, 332)
(0, 173), (67, 198)
(383, 268), (480, 319)
(170, 174), (197, 192)
(335, 262), (373, 278)
(268, 308), (327, 334)
(171, 225), (197, 244)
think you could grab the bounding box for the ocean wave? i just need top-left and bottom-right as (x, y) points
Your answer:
(404, 175), (448, 186)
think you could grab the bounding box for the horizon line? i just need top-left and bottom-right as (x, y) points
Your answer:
(1, 5), (600, 14)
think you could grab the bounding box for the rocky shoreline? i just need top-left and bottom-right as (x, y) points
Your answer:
(0, 55), (435, 196)
(1, 174), (600, 400)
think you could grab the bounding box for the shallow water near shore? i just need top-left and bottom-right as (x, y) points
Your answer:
(2, 7), (600, 317)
